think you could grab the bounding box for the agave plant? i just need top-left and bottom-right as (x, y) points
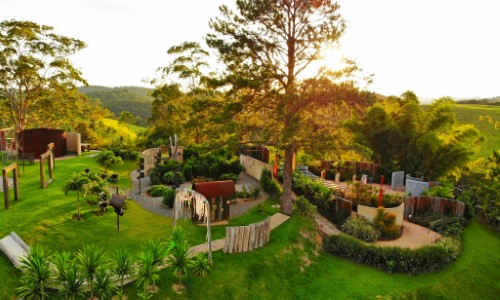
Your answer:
(17, 244), (51, 300)
(166, 227), (193, 285)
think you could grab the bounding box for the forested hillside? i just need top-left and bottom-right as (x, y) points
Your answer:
(78, 86), (153, 126)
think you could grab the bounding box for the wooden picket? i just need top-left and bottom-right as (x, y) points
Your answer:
(223, 217), (271, 254)
(404, 196), (466, 219)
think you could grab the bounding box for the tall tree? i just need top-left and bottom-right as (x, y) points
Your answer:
(207, 0), (346, 214)
(0, 20), (87, 148)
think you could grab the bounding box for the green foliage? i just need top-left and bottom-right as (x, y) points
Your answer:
(112, 249), (135, 294)
(409, 212), (445, 228)
(58, 262), (85, 300)
(293, 196), (317, 218)
(97, 150), (124, 168)
(260, 169), (282, 196)
(148, 185), (170, 197)
(144, 239), (169, 267)
(373, 207), (401, 239)
(62, 172), (92, 218)
(429, 217), (468, 237)
(341, 216), (381, 242)
(349, 94), (481, 180)
(150, 159), (183, 185)
(162, 171), (185, 187)
(93, 270), (116, 299)
(136, 252), (160, 292)
(421, 182), (455, 198)
(219, 173), (239, 182)
(325, 233), (462, 275)
(162, 188), (176, 208)
(167, 227), (193, 284)
(75, 244), (109, 299)
(189, 253), (212, 277)
(17, 244), (52, 300)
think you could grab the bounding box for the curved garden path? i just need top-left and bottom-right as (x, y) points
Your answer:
(314, 213), (442, 249)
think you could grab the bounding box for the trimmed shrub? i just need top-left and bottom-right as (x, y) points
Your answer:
(341, 216), (381, 242)
(97, 150), (123, 168)
(409, 212), (445, 228)
(162, 187), (176, 208)
(219, 173), (239, 183)
(293, 196), (317, 218)
(182, 162), (194, 181)
(148, 185), (170, 197)
(430, 217), (468, 236)
(112, 148), (139, 160)
(162, 171), (184, 187)
(325, 234), (461, 275)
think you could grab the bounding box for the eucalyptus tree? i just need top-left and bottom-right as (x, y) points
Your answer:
(0, 20), (87, 148)
(206, 0), (348, 214)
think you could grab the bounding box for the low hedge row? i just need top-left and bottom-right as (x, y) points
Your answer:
(325, 234), (461, 275)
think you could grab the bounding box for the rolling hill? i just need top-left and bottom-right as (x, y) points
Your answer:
(79, 85), (153, 126)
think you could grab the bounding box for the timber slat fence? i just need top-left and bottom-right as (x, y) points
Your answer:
(404, 196), (465, 219)
(223, 217), (271, 254)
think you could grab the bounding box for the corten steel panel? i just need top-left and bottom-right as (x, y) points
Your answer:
(193, 180), (236, 198)
(18, 129), (67, 157)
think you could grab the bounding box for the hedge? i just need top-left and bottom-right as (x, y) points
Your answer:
(325, 234), (461, 275)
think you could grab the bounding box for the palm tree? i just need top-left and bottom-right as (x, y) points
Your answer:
(136, 252), (160, 293)
(136, 290), (153, 300)
(93, 270), (116, 300)
(63, 172), (91, 219)
(58, 262), (85, 300)
(111, 249), (134, 294)
(17, 244), (51, 300)
(75, 244), (109, 300)
(166, 227), (192, 285)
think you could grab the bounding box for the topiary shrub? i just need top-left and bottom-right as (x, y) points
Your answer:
(293, 196), (317, 218)
(148, 185), (170, 197)
(341, 216), (381, 242)
(162, 171), (185, 187)
(162, 187), (176, 208)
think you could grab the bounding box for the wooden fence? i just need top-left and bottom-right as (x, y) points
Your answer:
(223, 217), (271, 254)
(404, 196), (465, 219)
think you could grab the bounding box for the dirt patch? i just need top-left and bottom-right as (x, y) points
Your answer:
(172, 283), (186, 294)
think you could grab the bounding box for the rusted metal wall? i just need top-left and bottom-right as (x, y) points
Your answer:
(19, 129), (67, 157)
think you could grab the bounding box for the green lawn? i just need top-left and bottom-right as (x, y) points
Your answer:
(454, 104), (500, 159)
(1, 155), (498, 299)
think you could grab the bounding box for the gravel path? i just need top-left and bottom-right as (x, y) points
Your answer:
(129, 171), (267, 219)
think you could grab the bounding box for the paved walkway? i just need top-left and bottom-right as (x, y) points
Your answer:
(314, 213), (441, 248)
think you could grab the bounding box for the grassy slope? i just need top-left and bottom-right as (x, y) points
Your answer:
(453, 105), (500, 159)
(101, 117), (146, 139)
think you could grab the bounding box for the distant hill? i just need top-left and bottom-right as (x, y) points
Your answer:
(78, 86), (153, 126)
(456, 96), (500, 106)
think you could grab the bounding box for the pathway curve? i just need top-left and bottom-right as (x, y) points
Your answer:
(314, 213), (442, 248)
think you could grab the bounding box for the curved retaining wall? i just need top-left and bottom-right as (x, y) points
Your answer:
(240, 154), (273, 181)
(357, 202), (405, 226)
(223, 217), (271, 254)
(141, 147), (161, 175)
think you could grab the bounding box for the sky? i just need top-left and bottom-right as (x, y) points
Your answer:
(1, 0), (499, 100)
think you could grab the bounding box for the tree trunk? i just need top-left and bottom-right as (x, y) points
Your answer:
(281, 143), (294, 215)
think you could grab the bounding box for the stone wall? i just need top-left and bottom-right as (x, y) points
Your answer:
(240, 154), (273, 181)
(357, 202), (405, 226)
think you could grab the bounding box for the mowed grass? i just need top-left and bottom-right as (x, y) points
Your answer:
(101, 117), (146, 140)
(1, 155), (499, 299)
(454, 104), (500, 159)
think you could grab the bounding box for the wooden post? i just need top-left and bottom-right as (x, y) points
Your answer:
(2, 169), (9, 209)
